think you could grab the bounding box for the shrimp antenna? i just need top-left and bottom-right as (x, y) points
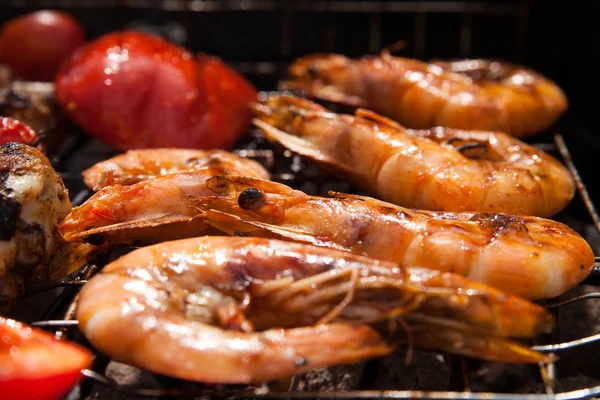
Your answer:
(397, 317), (414, 365)
(384, 316), (415, 366)
(317, 268), (359, 325)
(381, 40), (408, 58)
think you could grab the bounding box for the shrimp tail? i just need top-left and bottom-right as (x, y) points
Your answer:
(256, 323), (393, 381)
(47, 242), (108, 281)
(253, 119), (359, 180)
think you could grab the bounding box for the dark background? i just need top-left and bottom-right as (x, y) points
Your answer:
(0, 0), (597, 195)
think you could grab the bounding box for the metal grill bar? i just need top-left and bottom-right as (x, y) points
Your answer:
(66, 370), (600, 400)
(2, 0), (526, 15)
(554, 134), (600, 234)
(532, 334), (600, 352)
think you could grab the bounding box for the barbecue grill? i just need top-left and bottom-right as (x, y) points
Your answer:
(3, 1), (600, 399)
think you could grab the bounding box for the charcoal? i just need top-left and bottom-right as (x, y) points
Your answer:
(370, 352), (451, 391)
(470, 362), (540, 393)
(105, 362), (162, 388)
(291, 363), (366, 391)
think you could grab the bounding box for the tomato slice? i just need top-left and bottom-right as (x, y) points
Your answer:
(0, 317), (93, 400)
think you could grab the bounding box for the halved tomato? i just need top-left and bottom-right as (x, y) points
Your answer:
(0, 317), (93, 400)
(55, 30), (257, 152)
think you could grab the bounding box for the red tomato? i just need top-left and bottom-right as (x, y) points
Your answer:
(195, 54), (259, 149)
(55, 30), (258, 152)
(0, 10), (85, 82)
(0, 117), (41, 148)
(0, 317), (93, 400)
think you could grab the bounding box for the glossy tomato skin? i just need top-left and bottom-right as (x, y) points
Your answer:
(0, 317), (93, 400)
(55, 30), (258, 152)
(1, 373), (85, 400)
(0, 117), (44, 151)
(0, 10), (85, 82)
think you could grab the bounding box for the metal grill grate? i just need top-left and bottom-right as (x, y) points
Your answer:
(0, 0), (532, 82)
(9, 120), (599, 400)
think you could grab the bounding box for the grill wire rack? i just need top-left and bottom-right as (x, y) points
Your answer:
(16, 126), (600, 400)
(4, 0), (600, 399)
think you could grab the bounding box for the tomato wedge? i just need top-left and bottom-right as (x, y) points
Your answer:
(0, 317), (93, 400)
(0, 117), (41, 149)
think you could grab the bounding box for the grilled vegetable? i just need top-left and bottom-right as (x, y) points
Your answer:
(0, 317), (92, 400)
(0, 10), (85, 82)
(55, 30), (257, 152)
(0, 117), (40, 148)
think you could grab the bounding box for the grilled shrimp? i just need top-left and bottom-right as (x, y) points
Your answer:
(252, 95), (575, 217)
(77, 236), (553, 384)
(59, 159), (268, 246)
(280, 53), (568, 138)
(196, 176), (594, 300)
(82, 148), (270, 191)
(0, 142), (97, 312)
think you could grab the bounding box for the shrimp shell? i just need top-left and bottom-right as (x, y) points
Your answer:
(280, 53), (568, 138)
(59, 157), (267, 246)
(82, 148), (270, 191)
(196, 175), (594, 300)
(77, 236), (553, 384)
(252, 95), (575, 218)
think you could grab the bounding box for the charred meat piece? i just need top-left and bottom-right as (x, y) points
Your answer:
(0, 65), (66, 154)
(0, 142), (71, 312)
